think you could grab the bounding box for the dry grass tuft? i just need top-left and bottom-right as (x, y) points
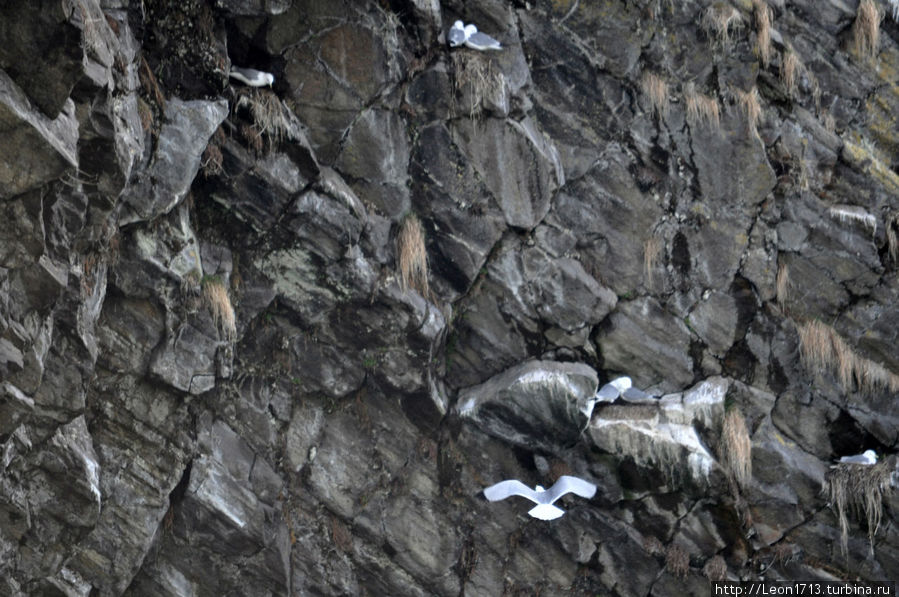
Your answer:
(203, 277), (237, 341)
(643, 237), (662, 289)
(451, 52), (506, 120)
(797, 320), (899, 395)
(853, 0), (881, 59)
(824, 458), (892, 556)
(641, 72), (669, 118)
(753, 0), (773, 67)
(772, 542), (796, 565)
(642, 535), (665, 556)
(397, 214), (430, 299)
(737, 87), (762, 137)
(720, 408), (752, 489)
(240, 123), (264, 154)
(781, 46), (802, 98)
(798, 319), (838, 373)
(665, 544), (690, 578)
(776, 262), (789, 309)
(684, 83), (721, 130)
(235, 89), (292, 148)
(703, 555), (728, 581)
(703, 3), (744, 45)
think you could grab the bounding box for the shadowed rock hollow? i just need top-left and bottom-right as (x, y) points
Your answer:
(2, 0), (899, 594)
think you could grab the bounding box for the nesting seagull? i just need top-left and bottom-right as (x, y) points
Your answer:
(448, 20), (468, 47)
(447, 21), (502, 51)
(484, 476), (597, 520)
(463, 24), (502, 51)
(229, 66), (275, 87)
(837, 449), (878, 465)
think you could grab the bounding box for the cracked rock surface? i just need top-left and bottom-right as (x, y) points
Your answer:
(2, 0), (899, 594)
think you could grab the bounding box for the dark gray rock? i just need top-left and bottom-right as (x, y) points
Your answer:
(688, 290), (739, 357)
(0, 71), (78, 199)
(335, 108), (410, 218)
(213, 0), (291, 15)
(456, 360), (598, 453)
(0, 1), (83, 118)
(409, 123), (506, 299)
(547, 144), (662, 295)
(451, 116), (563, 229)
(150, 321), (219, 395)
(118, 98), (228, 225)
(597, 297), (695, 392)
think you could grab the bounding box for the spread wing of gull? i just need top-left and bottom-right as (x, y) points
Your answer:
(463, 24), (502, 51)
(483, 480), (541, 503)
(544, 476), (597, 504)
(229, 66), (275, 87)
(838, 449), (877, 465)
(448, 20), (467, 47)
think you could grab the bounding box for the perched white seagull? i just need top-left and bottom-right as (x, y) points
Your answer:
(229, 66), (275, 87)
(595, 376), (655, 404)
(838, 449), (878, 465)
(484, 476), (597, 520)
(448, 20), (468, 47)
(463, 24), (502, 51)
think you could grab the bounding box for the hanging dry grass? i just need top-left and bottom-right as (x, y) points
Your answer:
(753, 0), (772, 67)
(397, 214), (430, 299)
(781, 47), (802, 98)
(703, 555), (728, 581)
(720, 408), (752, 489)
(665, 544), (690, 578)
(203, 277), (237, 341)
(641, 72), (669, 118)
(703, 3), (744, 45)
(797, 320), (899, 394)
(737, 87), (762, 137)
(776, 262), (789, 309)
(684, 83), (721, 130)
(853, 0), (881, 59)
(451, 52), (506, 120)
(824, 458), (892, 556)
(236, 89), (291, 148)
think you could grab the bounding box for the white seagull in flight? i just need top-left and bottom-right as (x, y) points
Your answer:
(484, 476), (597, 520)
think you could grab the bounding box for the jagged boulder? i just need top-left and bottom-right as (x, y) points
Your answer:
(456, 360), (598, 453)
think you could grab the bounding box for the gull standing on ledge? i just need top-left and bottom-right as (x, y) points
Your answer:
(484, 476), (597, 520)
(229, 66), (275, 87)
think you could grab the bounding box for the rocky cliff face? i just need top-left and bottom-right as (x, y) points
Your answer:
(2, 0), (899, 594)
